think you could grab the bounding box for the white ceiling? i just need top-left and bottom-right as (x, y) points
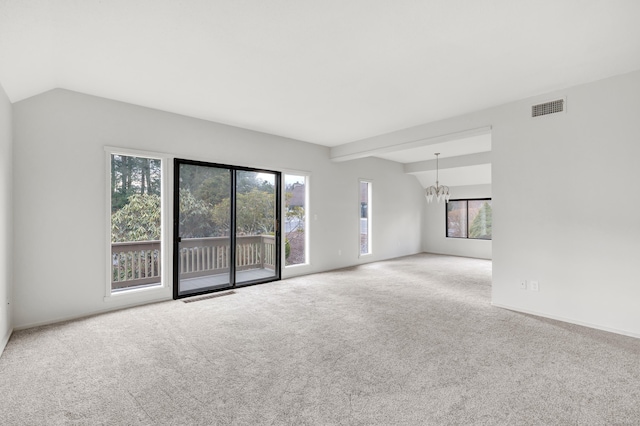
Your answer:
(1, 0), (640, 149)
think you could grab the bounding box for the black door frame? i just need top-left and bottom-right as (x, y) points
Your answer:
(173, 158), (281, 299)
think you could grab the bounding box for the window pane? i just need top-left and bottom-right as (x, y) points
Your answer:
(468, 200), (492, 240)
(235, 170), (278, 285)
(177, 163), (231, 295)
(447, 200), (467, 238)
(285, 174), (307, 266)
(360, 181), (371, 255)
(110, 154), (162, 292)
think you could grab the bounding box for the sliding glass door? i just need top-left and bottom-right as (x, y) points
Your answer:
(174, 159), (281, 298)
(174, 162), (232, 296)
(234, 170), (279, 285)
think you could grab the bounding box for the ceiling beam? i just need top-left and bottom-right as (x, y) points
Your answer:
(403, 151), (492, 174)
(330, 126), (492, 162)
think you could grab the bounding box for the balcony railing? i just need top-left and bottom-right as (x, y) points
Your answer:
(111, 235), (276, 290)
(111, 240), (161, 290)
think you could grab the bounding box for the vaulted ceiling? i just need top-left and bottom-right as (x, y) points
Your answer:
(1, 0), (639, 181)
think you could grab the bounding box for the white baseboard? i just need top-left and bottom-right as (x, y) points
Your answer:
(422, 251), (492, 261)
(491, 302), (640, 340)
(0, 327), (13, 358)
(14, 295), (171, 331)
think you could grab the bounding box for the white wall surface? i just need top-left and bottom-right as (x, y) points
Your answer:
(0, 82), (13, 355)
(12, 89), (424, 329)
(491, 71), (640, 338)
(367, 70), (640, 338)
(423, 184), (492, 260)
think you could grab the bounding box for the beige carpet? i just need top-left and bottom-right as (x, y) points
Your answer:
(1, 253), (639, 425)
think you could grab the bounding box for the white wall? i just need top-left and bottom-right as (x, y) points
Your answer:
(345, 70), (640, 338)
(423, 184), (492, 259)
(491, 71), (640, 338)
(0, 82), (13, 355)
(12, 89), (424, 329)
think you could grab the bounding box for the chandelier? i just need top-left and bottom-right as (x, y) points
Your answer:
(425, 153), (450, 203)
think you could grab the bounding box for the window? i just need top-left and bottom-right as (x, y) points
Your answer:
(447, 199), (492, 240)
(109, 152), (164, 293)
(284, 174), (308, 266)
(359, 180), (372, 255)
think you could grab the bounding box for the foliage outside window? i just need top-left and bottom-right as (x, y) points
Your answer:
(110, 154), (163, 292)
(284, 174), (307, 266)
(174, 163), (279, 296)
(178, 166), (276, 238)
(446, 199), (492, 240)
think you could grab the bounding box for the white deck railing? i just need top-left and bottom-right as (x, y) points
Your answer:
(111, 235), (276, 290)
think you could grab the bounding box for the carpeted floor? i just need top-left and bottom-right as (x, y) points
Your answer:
(1, 253), (639, 425)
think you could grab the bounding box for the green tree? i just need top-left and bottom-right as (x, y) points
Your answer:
(212, 189), (275, 235)
(177, 163), (222, 196)
(111, 190), (215, 242)
(111, 193), (161, 242)
(179, 189), (215, 238)
(210, 198), (231, 235)
(236, 171), (274, 195)
(469, 202), (492, 239)
(182, 168), (274, 207)
(111, 155), (161, 212)
(236, 189), (275, 234)
(195, 174), (230, 207)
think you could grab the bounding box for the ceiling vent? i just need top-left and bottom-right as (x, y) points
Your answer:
(532, 98), (565, 118)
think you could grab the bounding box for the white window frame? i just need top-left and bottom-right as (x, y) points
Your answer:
(282, 171), (310, 268)
(104, 147), (173, 303)
(359, 179), (372, 257)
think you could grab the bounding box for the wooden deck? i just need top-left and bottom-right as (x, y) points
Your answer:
(178, 268), (276, 294)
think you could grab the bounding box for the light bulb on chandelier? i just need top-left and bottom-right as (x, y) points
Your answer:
(425, 153), (450, 203)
